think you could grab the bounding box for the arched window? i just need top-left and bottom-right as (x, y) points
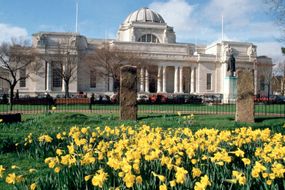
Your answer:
(138, 34), (159, 43)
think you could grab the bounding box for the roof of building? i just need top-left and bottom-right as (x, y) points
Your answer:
(123, 7), (165, 24)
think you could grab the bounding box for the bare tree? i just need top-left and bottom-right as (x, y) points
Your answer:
(272, 61), (285, 95)
(0, 39), (37, 110)
(41, 43), (79, 98)
(265, 0), (285, 52)
(84, 43), (154, 93)
(258, 63), (273, 98)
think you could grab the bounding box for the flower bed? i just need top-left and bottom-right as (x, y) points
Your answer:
(1, 124), (285, 189)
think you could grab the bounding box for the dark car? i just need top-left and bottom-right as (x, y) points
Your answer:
(270, 95), (285, 104)
(184, 94), (203, 104)
(0, 94), (8, 104)
(173, 95), (185, 104)
(91, 94), (111, 104)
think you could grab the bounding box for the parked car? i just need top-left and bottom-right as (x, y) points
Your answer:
(254, 96), (273, 103)
(110, 93), (119, 103)
(270, 95), (285, 104)
(173, 94), (185, 104)
(202, 94), (223, 104)
(91, 94), (111, 104)
(149, 94), (167, 103)
(137, 94), (149, 103)
(0, 94), (8, 104)
(184, 94), (203, 104)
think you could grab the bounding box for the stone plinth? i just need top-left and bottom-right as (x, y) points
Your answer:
(120, 65), (137, 120)
(223, 76), (237, 103)
(235, 69), (254, 123)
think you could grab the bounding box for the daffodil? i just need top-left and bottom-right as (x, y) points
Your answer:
(192, 167), (202, 178)
(5, 173), (23, 184)
(123, 172), (135, 188)
(38, 135), (53, 143)
(159, 184), (167, 190)
(91, 169), (108, 188)
(30, 182), (37, 190)
(0, 165), (5, 178)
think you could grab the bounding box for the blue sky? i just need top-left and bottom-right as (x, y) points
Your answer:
(0, 0), (284, 62)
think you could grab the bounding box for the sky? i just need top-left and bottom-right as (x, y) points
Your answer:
(0, 0), (284, 63)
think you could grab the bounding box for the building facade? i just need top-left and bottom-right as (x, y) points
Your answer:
(16, 7), (272, 100)
(0, 67), (9, 95)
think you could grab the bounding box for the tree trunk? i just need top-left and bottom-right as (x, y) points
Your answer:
(267, 82), (271, 103)
(9, 85), (15, 111)
(65, 81), (69, 98)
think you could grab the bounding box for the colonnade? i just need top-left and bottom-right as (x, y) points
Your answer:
(45, 62), (66, 92)
(140, 65), (197, 94)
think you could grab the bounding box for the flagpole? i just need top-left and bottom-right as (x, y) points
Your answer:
(222, 14), (224, 41)
(75, 0), (79, 33)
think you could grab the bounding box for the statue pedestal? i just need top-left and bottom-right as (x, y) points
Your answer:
(223, 76), (237, 103)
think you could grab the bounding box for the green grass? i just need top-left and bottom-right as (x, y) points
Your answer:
(0, 113), (284, 189)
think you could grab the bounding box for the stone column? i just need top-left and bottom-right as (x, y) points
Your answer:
(62, 64), (65, 92)
(179, 66), (183, 93)
(162, 66), (167, 93)
(109, 76), (114, 92)
(190, 67), (195, 93)
(174, 66), (179, 93)
(194, 67), (197, 92)
(46, 62), (51, 92)
(254, 68), (258, 95)
(140, 68), (145, 92)
(157, 66), (162, 92)
(120, 65), (137, 120)
(145, 69), (149, 93)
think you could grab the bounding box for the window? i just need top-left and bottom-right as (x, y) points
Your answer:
(52, 62), (62, 88)
(138, 34), (159, 43)
(90, 70), (96, 88)
(19, 68), (26, 87)
(206, 73), (212, 90)
(260, 76), (265, 91)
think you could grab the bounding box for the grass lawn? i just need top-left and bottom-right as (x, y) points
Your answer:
(0, 113), (284, 189)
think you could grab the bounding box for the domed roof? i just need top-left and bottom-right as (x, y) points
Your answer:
(124, 7), (165, 24)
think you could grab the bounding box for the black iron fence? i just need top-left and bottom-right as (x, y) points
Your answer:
(0, 96), (285, 117)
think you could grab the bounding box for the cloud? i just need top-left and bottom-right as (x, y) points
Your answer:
(149, 0), (197, 39)
(0, 23), (28, 43)
(203, 0), (260, 25)
(256, 41), (285, 63)
(148, 0), (284, 63)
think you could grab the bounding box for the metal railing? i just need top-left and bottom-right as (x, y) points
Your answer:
(0, 97), (284, 117)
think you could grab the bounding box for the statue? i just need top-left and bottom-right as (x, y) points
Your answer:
(227, 53), (236, 77)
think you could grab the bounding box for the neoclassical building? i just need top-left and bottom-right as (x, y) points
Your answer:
(15, 7), (272, 100)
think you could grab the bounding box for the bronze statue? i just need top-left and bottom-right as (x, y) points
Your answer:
(227, 53), (236, 77)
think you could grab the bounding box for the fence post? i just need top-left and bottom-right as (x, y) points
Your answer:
(46, 94), (50, 114)
(89, 99), (92, 112)
(172, 99), (175, 115)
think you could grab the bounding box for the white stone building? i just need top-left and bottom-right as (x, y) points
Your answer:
(0, 67), (9, 95)
(16, 7), (272, 100)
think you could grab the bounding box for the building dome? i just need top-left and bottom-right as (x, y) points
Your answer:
(124, 7), (165, 24)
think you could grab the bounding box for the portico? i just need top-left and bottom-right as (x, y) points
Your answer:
(139, 65), (197, 94)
